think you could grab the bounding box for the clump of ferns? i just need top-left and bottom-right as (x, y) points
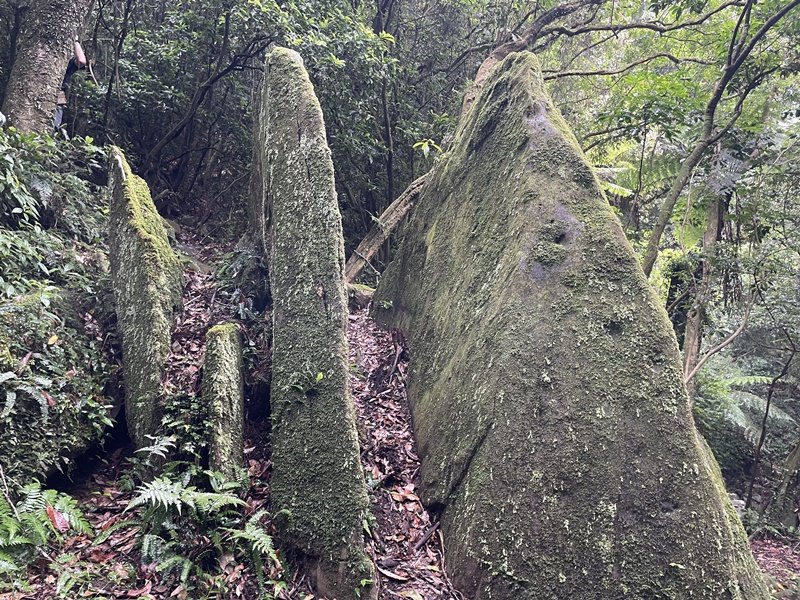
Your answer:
(0, 480), (90, 586)
(99, 444), (280, 594)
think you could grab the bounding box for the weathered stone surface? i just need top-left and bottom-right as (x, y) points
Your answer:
(108, 147), (182, 449)
(373, 52), (769, 599)
(262, 47), (375, 600)
(203, 323), (244, 481)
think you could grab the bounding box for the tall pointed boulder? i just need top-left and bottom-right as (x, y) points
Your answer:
(373, 52), (769, 599)
(108, 148), (183, 448)
(262, 47), (376, 600)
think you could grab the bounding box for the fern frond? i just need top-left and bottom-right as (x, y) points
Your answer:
(127, 478), (188, 515)
(190, 491), (245, 515)
(0, 549), (19, 573)
(17, 482), (46, 514)
(728, 374), (774, 387)
(53, 493), (91, 535)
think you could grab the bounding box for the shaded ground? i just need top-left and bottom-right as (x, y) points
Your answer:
(348, 309), (460, 600)
(753, 538), (800, 598)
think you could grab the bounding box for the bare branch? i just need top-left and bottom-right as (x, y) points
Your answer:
(542, 52), (711, 80)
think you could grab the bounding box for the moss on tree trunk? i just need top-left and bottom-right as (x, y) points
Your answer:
(108, 147), (182, 449)
(373, 52), (769, 600)
(261, 47), (376, 600)
(203, 323), (244, 481)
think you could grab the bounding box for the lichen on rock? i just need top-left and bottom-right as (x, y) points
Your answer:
(108, 147), (182, 449)
(203, 323), (244, 481)
(261, 47), (376, 600)
(373, 52), (769, 599)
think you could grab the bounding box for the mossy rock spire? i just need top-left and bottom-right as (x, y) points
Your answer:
(373, 52), (769, 599)
(262, 47), (376, 600)
(203, 322), (244, 481)
(108, 147), (183, 449)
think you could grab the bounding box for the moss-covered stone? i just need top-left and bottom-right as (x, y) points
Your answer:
(373, 52), (769, 599)
(261, 47), (376, 600)
(108, 147), (183, 449)
(0, 290), (111, 484)
(203, 323), (244, 481)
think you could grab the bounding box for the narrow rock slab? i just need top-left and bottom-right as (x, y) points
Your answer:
(108, 147), (182, 449)
(203, 323), (244, 481)
(262, 47), (376, 600)
(373, 52), (769, 599)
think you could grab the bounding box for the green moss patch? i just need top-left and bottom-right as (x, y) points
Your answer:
(262, 47), (376, 600)
(108, 147), (183, 449)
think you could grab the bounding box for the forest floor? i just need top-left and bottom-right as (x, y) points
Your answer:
(6, 233), (800, 599)
(7, 234), (458, 599)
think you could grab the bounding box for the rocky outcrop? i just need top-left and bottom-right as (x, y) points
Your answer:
(373, 52), (769, 599)
(108, 147), (182, 449)
(203, 323), (244, 481)
(261, 47), (376, 600)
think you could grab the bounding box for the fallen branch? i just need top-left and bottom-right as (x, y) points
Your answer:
(344, 174), (428, 283)
(413, 521), (440, 551)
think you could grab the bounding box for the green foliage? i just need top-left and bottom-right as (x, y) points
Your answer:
(115, 458), (283, 597)
(0, 128), (114, 486)
(0, 482), (90, 589)
(0, 290), (113, 484)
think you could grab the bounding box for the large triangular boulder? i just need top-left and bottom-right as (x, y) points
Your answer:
(373, 52), (768, 599)
(261, 47), (376, 600)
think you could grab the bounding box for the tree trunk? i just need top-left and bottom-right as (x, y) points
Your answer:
(765, 438), (800, 528)
(344, 174), (427, 283)
(682, 197), (722, 399)
(1, 0), (94, 132)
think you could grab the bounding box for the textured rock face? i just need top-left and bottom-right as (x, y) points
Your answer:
(108, 148), (182, 449)
(373, 52), (769, 600)
(203, 323), (244, 481)
(261, 47), (375, 600)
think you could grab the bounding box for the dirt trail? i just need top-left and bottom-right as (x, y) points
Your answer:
(348, 309), (460, 600)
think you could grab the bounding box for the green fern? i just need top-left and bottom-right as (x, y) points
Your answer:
(0, 482), (89, 578)
(229, 510), (276, 559)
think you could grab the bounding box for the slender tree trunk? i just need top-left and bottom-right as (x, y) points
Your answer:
(344, 174), (427, 283)
(745, 351), (796, 510)
(682, 197), (722, 399)
(765, 438), (800, 527)
(1, 0), (94, 132)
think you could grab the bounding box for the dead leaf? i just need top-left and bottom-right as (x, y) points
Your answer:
(376, 566), (409, 581)
(46, 505), (69, 533)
